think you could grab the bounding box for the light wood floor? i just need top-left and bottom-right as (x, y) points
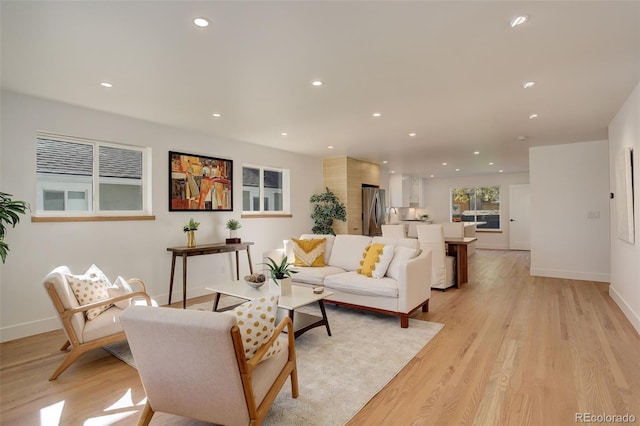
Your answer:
(2, 250), (639, 425)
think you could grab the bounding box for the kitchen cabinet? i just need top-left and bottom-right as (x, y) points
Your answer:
(323, 157), (380, 235)
(390, 174), (423, 207)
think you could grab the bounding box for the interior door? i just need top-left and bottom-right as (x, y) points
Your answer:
(509, 184), (531, 250)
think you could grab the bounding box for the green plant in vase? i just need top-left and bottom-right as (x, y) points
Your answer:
(225, 218), (241, 242)
(263, 256), (297, 296)
(183, 218), (200, 247)
(309, 187), (346, 235)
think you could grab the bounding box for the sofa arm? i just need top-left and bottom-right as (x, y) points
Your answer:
(396, 249), (431, 313)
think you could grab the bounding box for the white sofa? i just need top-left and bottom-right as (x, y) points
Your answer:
(265, 234), (432, 328)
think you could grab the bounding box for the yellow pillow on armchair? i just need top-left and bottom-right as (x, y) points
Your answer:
(291, 238), (326, 267)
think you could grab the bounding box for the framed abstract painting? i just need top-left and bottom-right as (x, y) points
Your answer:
(169, 151), (233, 211)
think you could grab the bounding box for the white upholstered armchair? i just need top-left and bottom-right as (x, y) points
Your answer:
(43, 265), (154, 380)
(121, 305), (299, 426)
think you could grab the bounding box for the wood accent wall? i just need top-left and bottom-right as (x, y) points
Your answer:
(323, 157), (380, 235)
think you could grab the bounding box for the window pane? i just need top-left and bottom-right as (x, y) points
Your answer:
(99, 146), (143, 211)
(68, 191), (88, 211)
(264, 170), (283, 212)
(242, 167), (260, 211)
(43, 190), (64, 211)
(451, 186), (500, 229)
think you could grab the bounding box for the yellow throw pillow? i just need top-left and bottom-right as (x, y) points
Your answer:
(232, 295), (282, 361)
(291, 237), (326, 267)
(357, 243), (385, 277)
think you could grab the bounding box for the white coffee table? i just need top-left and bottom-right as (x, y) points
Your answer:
(205, 281), (333, 338)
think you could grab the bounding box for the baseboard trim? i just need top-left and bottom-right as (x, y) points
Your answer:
(530, 268), (610, 283)
(1, 286), (217, 342)
(609, 286), (640, 336)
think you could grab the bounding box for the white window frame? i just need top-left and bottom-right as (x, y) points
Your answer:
(241, 163), (291, 215)
(35, 132), (152, 217)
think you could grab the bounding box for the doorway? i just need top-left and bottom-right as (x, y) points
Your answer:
(509, 184), (531, 250)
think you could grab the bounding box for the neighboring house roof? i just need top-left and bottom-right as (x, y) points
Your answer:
(242, 167), (282, 189)
(36, 138), (142, 179)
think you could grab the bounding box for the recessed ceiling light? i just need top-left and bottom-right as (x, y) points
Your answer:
(372, 112), (381, 117)
(510, 15), (528, 28)
(311, 80), (323, 86)
(455, 168), (460, 172)
(212, 113), (222, 118)
(100, 82), (113, 88)
(516, 135), (528, 141)
(382, 160), (388, 164)
(474, 151), (480, 155)
(522, 81), (535, 89)
(281, 132), (288, 136)
(429, 174), (435, 178)
(390, 170), (396, 174)
(529, 113), (539, 119)
(194, 18), (210, 28)
(328, 146), (334, 149)
(499, 169), (504, 173)
(442, 162), (447, 166)
(409, 133), (416, 137)
(489, 162), (495, 165)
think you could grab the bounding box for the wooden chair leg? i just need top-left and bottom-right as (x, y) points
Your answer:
(49, 346), (85, 380)
(290, 366), (299, 398)
(60, 340), (71, 351)
(137, 401), (155, 426)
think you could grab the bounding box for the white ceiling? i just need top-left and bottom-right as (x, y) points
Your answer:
(2, 1), (639, 178)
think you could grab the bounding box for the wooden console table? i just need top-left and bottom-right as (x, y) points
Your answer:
(444, 237), (477, 288)
(167, 242), (254, 308)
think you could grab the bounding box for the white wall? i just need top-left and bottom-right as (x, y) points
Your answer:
(608, 82), (640, 334)
(0, 91), (322, 341)
(529, 140), (610, 282)
(422, 173), (529, 249)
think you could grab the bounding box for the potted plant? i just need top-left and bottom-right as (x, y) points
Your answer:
(310, 187), (347, 235)
(225, 218), (241, 243)
(183, 218), (200, 247)
(263, 256), (297, 296)
(0, 192), (30, 263)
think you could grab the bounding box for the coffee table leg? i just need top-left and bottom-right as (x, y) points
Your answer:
(212, 292), (221, 312)
(318, 300), (332, 336)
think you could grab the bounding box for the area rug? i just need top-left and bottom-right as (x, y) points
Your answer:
(105, 300), (443, 425)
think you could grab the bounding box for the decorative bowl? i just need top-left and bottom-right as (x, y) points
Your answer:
(244, 279), (266, 289)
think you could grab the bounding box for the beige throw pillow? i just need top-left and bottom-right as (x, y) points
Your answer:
(107, 276), (133, 309)
(66, 264), (113, 320)
(232, 295), (282, 361)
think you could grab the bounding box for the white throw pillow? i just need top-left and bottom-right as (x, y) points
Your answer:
(372, 245), (395, 279)
(66, 264), (113, 320)
(386, 246), (420, 280)
(232, 295), (282, 361)
(108, 276), (133, 309)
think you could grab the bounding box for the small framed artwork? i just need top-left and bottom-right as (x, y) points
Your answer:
(169, 151), (233, 211)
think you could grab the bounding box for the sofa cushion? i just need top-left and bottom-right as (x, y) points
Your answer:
(324, 271), (399, 298)
(291, 237), (326, 267)
(386, 246), (420, 280)
(291, 265), (346, 286)
(328, 235), (373, 271)
(357, 244), (394, 279)
(108, 276), (133, 309)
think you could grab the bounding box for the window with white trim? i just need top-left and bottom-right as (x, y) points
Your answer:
(36, 134), (151, 215)
(242, 164), (290, 214)
(451, 186), (501, 229)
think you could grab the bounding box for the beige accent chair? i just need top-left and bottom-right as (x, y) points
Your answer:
(43, 266), (153, 380)
(121, 305), (299, 426)
(417, 225), (456, 290)
(381, 224), (407, 238)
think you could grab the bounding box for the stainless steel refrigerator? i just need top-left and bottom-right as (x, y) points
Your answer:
(362, 187), (386, 236)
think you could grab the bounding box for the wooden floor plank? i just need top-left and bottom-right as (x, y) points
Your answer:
(1, 250), (639, 425)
